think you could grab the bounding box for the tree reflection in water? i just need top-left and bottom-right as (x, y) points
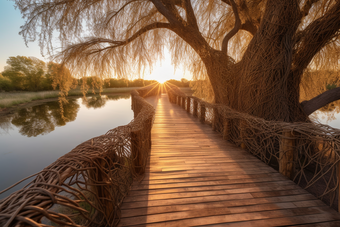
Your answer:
(10, 99), (80, 137)
(0, 116), (13, 135)
(82, 96), (107, 109)
(82, 94), (130, 109)
(0, 94), (131, 137)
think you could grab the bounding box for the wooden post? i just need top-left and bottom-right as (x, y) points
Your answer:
(146, 116), (153, 149)
(223, 119), (230, 141)
(182, 96), (186, 109)
(186, 97), (191, 113)
(131, 95), (134, 110)
(88, 159), (113, 222)
(279, 130), (295, 179)
(212, 107), (218, 131)
(325, 142), (340, 213)
(338, 159), (340, 213)
(200, 103), (206, 123)
(193, 100), (198, 117)
(239, 119), (247, 150)
(131, 130), (144, 175)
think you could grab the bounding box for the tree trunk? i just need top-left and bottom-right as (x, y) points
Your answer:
(201, 0), (310, 123)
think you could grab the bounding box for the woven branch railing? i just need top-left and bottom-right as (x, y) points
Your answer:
(0, 83), (161, 227)
(166, 83), (340, 211)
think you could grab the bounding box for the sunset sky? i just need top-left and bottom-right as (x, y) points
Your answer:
(0, 1), (190, 82)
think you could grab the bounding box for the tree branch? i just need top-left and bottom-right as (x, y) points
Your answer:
(183, 0), (199, 30)
(102, 0), (141, 27)
(301, 0), (322, 17)
(150, 0), (182, 27)
(62, 22), (172, 56)
(293, 1), (340, 73)
(301, 87), (340, 116)
(221, 0), (241, 53)
(240, 20), (257, 36)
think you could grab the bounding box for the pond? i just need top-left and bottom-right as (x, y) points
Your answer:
(0, 94), (133, 199)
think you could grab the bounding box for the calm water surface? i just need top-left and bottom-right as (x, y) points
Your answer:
(0, 94), (133, 199)
(313, 110), (340, 129)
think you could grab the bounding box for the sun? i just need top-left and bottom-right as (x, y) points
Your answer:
(144, 61), (183, 83)
(156, 76), (168, 84)
(143, 50), (190, 83)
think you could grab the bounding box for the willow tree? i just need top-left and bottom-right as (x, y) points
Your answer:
(15, 0), (340, 122)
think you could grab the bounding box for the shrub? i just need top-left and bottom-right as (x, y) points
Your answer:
(0, 74), (13, 91)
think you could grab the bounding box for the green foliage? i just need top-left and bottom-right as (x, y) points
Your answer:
(40, 73), (54, 90)
(2, 71), (25, 90)
(85, 76), (103, 91)
(1, 55), (160, 94)
(47, 62), (77, 95)
(2, 56), (47, 91)
(326, 84), (337, 90)
(103, 78), (157, 88)
(139, 79), (157, 87)
(0, 74), (13, 91)
(103, 78), (129, 88)
(128, 79), (145, 87)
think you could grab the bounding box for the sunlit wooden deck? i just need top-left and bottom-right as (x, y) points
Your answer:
(119, 94), (340, 226)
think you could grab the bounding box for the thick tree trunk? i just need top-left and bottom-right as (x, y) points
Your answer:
(201, 0), (310, 123)
(201, 51), (237, 106)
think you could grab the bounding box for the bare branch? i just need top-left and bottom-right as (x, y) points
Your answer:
(88, 22), (172, 55)
(301, 0), (322, 17)
(221, 0), (241, 53)
(301, 87), (340, 115)
(150, 0), (182, 27)
(292, 1), (340, 74)
(240, 20), (257, 35)
(102, 0), (142, 27)
(59, 22), (172, 66)
(183, 0), (199, 30)
(121, 8), (159, 36)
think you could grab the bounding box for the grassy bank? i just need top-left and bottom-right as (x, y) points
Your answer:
(0, 87), (140, 108)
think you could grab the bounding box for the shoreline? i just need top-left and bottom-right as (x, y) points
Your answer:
(0, 87), (140, 116)
(0, 86), (193, 116)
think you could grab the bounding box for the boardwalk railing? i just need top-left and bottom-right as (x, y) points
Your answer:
(166, 83), (340, 211)
(0, 83), (161, 227)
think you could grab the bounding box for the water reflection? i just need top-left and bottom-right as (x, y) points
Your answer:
(0, 116), (13, 135)
(10, 99), (80, 137)
(82, 94), (130, 109)
(0, 94), (133, 199)
(82, 96), (107, 109)
(300, 71), (340, 125)
(309, 100), (340, 127)
(0, 94), (131, 137)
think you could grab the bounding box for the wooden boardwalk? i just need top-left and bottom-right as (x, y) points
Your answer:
(119, 94), (340, 226)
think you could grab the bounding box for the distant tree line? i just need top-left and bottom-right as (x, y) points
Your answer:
(0, 56), (189, 92)
(167, 79), (190, 87)
(0, 56), (74, 92)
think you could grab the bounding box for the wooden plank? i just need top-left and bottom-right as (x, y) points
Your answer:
(124, 187), (307, 203)
(119, 94), (340, 226)
(127, 181), (297, 197)
(119, 207), (338, 226)
(121, 200), (324, 218)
